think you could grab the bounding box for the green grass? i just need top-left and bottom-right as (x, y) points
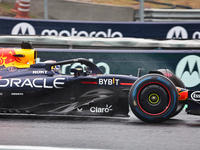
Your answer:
(1, 2), (13, 10)
(0, 2), (16, 17)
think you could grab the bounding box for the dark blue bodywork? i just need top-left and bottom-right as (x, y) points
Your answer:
(0, 58), (137, 117)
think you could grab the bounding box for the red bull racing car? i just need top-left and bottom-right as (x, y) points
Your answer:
(0, 42), (199, 123)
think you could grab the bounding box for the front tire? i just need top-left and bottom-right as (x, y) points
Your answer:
(129, 74), (178, 123)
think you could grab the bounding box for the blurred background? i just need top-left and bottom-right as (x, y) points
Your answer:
(2, 0), (200, 21)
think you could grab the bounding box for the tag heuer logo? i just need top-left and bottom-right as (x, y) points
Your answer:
(166, 26), (188, 39)
(11, 22), (36, 35)
(175, 55), (200, 88)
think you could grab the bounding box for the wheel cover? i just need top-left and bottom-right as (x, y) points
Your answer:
(137, 82), (171, 116)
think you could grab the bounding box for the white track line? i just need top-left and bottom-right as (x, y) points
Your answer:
(0, 145), (105, 150)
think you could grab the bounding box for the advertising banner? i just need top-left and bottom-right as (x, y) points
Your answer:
(36, 49), (200, 91)
(1, 17), (200, 39)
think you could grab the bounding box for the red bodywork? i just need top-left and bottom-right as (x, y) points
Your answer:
(177, 87), (188, 101)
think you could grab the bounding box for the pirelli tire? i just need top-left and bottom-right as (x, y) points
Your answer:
(129, 74), (178, 123)
(170, 75), (186, 117)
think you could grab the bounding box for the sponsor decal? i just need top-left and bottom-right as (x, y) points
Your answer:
(11, 93), (24, 96)
(99, 78), (119, 85)
(32, 70), (48, 75)
(8, 66), (18, 72)
(166, 26), (200, 39)
(191, 91), (200, 101)
(77, 108), (83, 112)
(175, 55), (200, 88)
(11, 22), (36, 35)
(90, 105), (113, 113)
(82, 79), (133, 86)
(166, 26), (188, 39)
(192, 31), (200, 39)
(0, 48), (21, 67)
(11, 22), (123, 37)
(41, 28), (123, 37)
(163, 73), (172, 78)
(0, 78), (65, 89)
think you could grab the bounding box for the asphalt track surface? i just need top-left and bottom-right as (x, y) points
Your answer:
(0, 111), (200, 150)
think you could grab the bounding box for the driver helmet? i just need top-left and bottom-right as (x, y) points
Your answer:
(53, 65), (61, 74)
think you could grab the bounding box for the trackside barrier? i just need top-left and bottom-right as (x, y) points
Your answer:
(11, 0), (20, 13)
(15, 0), (31, 18)
(134, 9), (200, 22)
(1, 17), (200, 39)
(0, 36), (200, 50)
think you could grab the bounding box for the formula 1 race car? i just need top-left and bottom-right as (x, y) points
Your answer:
(0, 42), (198, 123)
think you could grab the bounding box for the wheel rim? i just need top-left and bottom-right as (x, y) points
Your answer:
(137, 82), (171, 116)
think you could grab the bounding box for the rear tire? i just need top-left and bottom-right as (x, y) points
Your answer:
(150, 69), (186, 117)
(170, 75), (186, 117)
(129, 74), (178, 123)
